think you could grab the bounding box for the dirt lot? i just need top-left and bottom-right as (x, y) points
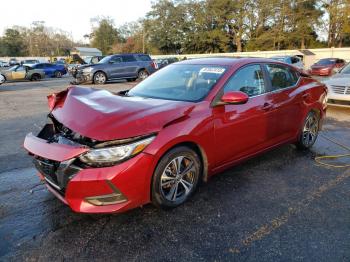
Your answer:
(0, 77), (349, 261)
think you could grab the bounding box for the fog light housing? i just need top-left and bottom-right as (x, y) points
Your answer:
(84, 180), (127, 206)
(85, 193), (126, 206)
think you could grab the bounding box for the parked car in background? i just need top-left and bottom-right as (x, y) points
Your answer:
(323, 63), (350, 107)
(83, 56), (105, 65)
(154, 57), (179, 69)
(309, 58), (345, 76)
(9, 58), (20, 66)
(22, 59), (40, 66)
(270, 56), (304, 69)
(0, 65), (45, 83)
(0, 60), (9, 67)
(31, 63), (67, 78)
(0, 74), (5, 85)
(74, 53), (157, 84)
(24, 57), (327, 214)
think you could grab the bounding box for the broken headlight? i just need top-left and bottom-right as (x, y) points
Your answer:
(79, 136), (155, 166)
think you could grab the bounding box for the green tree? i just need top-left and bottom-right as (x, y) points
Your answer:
(1, 28), (27, 56)
(90, 17), (119, 55)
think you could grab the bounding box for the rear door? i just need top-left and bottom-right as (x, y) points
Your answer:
(44, 64), (55, 76)
(262, 63), (303, 143)
(121, 55), (138, 77)
(213, 64), (276, 166)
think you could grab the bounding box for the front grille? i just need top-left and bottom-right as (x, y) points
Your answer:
(33, 157), (81, 195)
(331, 85), (348, 95)
(34, 158), (61, 189)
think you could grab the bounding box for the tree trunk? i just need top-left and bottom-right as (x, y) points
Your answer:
(236, 36), (242, 52)
(301, 37), (305, 49)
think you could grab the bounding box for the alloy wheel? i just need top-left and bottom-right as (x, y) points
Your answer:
(94, 72), (106, 84)
(302, 113), (319, 147)
(160, 156), (196, 202)
(138, 70), (149, 80)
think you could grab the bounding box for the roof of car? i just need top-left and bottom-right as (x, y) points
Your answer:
(176, 57), (278, 66)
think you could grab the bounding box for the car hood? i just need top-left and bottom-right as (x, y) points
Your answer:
(78, 63), (104, 70)
(50, 86), (195, 141)
(323, 76), (350, 86)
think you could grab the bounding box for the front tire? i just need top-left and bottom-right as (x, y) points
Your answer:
(93, 71), (107, 85)
(152, 146), (201, 209)
(296, 111), (319, 150)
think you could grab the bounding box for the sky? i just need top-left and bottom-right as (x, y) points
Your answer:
(0, 0), (152, 42)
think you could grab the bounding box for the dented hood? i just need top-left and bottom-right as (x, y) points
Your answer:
(50, 86), (194, 141)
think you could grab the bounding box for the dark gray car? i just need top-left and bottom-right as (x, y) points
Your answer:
(74, 53), (157, 84)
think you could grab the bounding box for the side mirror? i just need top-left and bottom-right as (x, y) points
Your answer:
(221, 91), (249, 105)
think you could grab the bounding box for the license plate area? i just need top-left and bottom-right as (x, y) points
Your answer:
(33, 158), (60, 189)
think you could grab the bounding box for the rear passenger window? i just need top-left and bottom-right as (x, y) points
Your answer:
(137, 55), (151, 61)
(224, 64), (266, 97)
(266, 64), (299, 90)
(122, 55), (136, 62)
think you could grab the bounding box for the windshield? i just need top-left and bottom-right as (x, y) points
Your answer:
(128, 64), (227, 102)
(316, 59), (335, 65)
(98, 56), (111, 64)
(339, 63), (350, 74)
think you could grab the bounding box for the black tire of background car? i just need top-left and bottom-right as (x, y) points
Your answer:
(31, 74), (41, 81)
(137, 69), (149, 81)
(54, 71), (62, 78)
(296, 111), (320, 150)
(93, 71), (107, 85)
(151, 146), (201, 209)
(127, 78), (137, 82)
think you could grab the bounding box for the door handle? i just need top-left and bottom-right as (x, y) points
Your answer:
(262, 102), (273, 111)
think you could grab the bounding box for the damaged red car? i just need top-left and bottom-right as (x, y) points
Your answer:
(24, 58), (327, 214)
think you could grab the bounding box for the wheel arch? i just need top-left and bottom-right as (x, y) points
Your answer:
(93, 70), (107, 80)
(31, 73), (41, 79)
(152, 140), (209, 183)
(148, 140), (209, 204)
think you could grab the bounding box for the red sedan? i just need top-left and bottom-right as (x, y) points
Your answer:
(24, 58), (327, 213)
(309, 58), (345, 76)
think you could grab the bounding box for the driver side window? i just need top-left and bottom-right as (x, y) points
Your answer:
(16, 66), (26, 72)
(223, 64), (265, 97)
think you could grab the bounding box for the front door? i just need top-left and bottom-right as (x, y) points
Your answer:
(12, 66), (26, 80)
(108, 56), (124, 79)
(213, 64), (275, 167)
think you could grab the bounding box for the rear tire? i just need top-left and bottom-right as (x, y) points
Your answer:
(151, 146), (201, 209)
(31, 74), (41, 81)
(296, 111), (319, 150)
(54, 71), (62, 78)
(137, 70), (149, 81)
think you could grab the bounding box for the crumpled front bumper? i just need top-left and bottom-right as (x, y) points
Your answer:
(74, 71), (93, 84)
(24, 133), (155, 213)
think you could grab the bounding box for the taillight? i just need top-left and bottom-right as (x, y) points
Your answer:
(151, 61), (158, 69)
